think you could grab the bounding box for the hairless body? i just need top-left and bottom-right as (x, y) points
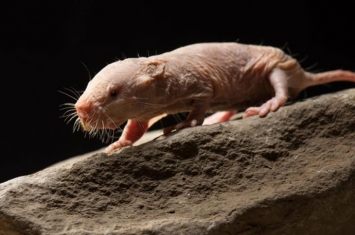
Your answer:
(73, 42), (355, 153)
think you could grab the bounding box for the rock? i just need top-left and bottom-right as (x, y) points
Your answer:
(1, 89), (355, 235)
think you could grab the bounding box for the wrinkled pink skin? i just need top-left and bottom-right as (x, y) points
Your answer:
(75, 42), (355, 153)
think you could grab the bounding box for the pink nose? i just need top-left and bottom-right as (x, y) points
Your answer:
(75, 98), (92, 118)
(75, 105), (88, 118)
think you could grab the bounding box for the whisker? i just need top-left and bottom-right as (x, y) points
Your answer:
(100, 121), (105, 140)
(63, 87), (80, 100)
(66, 113), (80, 124)
(97, 129), (102, 141)
(259, 39), (264, 46)
(172, 113), (183, 124)
(61, 109), (77, 118)
(281, 42), (288, 50)
(103, 129), (110, 143)
(85, 111), (97, 127)
(59, 103), (75, 107)
(135, 100), (166, 107)
(70, 86), (82, 98)
(110, 129), (116, 142)
(103, 113), (118, 130)
(93, 120), (100, 136)
(80, 61), (92, 81)
(298, 55), (309, 64)
(59, 106), (76, 111)
(88, 127), (94, 138)
(63, 111), (77, 120)
(58, 90), (78, 101)
(63, 115), (77, 124)
(105, 130), (112, 143)
(102, 130), (108, 143)
(61, 109), (75, 118)
(73, 118), (81, 133)
(76, 118), (82, 131)
(305, 62), (319, 71)
(105, 129), (110, 142)
(88, 121), (96, 136)
(59, 106), (77, 120)
(286, 47), (293, 56)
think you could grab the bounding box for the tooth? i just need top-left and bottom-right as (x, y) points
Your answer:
(80, 118), (89, 131)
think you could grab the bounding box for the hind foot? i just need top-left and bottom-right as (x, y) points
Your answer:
(244, 96), (287, 118)
(163, 118), (203, 134)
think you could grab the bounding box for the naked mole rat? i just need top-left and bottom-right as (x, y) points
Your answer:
(71, 42), (355, 153)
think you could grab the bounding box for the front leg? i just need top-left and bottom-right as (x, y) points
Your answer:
(163, 100), (209, 134)
(105, 119), (149, 153)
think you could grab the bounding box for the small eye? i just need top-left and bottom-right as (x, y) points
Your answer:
(110, 91), (117, 97)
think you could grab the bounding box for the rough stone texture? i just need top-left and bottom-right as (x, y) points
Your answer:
(1, 89), (355, 235)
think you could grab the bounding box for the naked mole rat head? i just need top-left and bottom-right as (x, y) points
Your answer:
(75, 58), (166, 131)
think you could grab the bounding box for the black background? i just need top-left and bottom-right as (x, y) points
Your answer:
(1, 1), (355, 183)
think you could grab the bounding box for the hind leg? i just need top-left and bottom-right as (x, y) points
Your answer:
(244, 68), (288, 118)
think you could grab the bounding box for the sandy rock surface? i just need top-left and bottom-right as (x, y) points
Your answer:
(1, 89), (355, 235)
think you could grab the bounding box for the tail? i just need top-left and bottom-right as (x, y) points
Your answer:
(305, 70), (355, 88)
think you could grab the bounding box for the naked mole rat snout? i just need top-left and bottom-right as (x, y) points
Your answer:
(75, 96), (91, 118)
(74, 96), (94, 131)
